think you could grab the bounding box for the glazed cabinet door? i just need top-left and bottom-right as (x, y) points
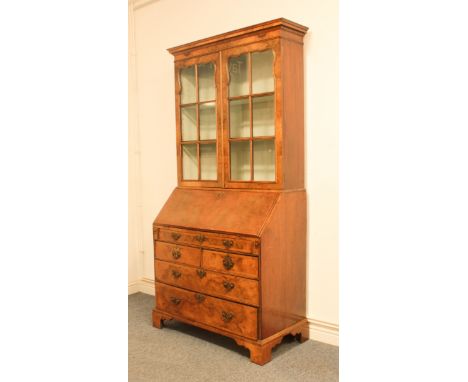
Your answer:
(222, 40), (282, 189)
(175, 53), (223, 187)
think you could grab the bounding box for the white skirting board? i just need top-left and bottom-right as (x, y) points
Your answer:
(129, 279), (339, 346)
(307, 319), (339, 346)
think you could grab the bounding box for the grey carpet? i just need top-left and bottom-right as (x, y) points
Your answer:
(129, 293), (338, 382)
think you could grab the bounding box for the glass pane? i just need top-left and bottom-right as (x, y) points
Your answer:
(252, 50), (274, 94)
(199, 102), (216, 140)
(200, 144), (217, 180)
(181, 105), (197, 141)
(253, 140), (275, 181)
(198, 63), (215, 102)
(229, 54), (249, 97)
(229, 98), (250, 138)
(230, 141), (250, 181)
(180, 66), (196, 104)
(182, 144), (198, 180)
(253, 95), (275, 137)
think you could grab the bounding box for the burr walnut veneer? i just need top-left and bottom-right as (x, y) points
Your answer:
(152, 19), (309, 365)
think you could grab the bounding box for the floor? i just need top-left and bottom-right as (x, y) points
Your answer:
(129, 293), (339, 382)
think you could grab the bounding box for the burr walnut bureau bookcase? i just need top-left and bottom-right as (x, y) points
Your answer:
(152, 18), (309, 365)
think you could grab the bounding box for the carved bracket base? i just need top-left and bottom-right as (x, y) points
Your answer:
(151, 309), (309, 366)
(234, 319), (309, 365)
(152, 310), (173, 329)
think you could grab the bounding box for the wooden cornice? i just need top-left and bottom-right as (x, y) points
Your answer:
(167, 18), (308, 56)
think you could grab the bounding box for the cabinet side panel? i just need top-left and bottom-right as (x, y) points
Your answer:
(260, 190), (307, 338)
(281, 39), (305, 189)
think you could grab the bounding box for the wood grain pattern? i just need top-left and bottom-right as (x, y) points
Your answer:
(280, 38), (305, 189)
(154, 187), (277, 239)
(157, 225), (260, 255)
(202, 249), (259, 279)
(168, 18), (308, 60)
(153, 306), (309, 365)
(153, 18), (309, 365)
(155, 260), (259, 306)
(259, 190), (307, 338)
(154, 241), (201, 267)
(158, 227), (199, 247)
(156, 282), (258, 339)
(168, 19), (307, 191)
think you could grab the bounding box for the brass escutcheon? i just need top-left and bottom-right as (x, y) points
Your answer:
(196, 269), (206, 278)
(171, 269), (181, 278)
(170, 297), (181, 305)
(222, 239), (234, 248)
(171, 232), (181, 241)
(223, 280), (235, 291)
(221, 311), (234, 322)
(223, 255), (234, 270)
(195, 234), (206, 243)
(172, 248), (181, 259)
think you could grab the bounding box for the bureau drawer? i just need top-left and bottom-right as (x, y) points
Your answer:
(154, 241), (201, 267)
(201, 234), (259, 255)
(156, 282), (258, 340)
(155, 227), (260, 255)
(202, 250), (258, 279)
(158, 228), (200, 246)
(155, 260), (259, 306)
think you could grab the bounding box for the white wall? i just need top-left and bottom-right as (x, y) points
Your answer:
(128, 0), (338, 344)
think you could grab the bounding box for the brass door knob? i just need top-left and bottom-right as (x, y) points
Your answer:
(171, 248), (181, 259)
(170, 297), (181, 305)
(196, 269), (206, 278)
(222, 239), (233, 248)
(223, 281), (235, 291)
(171, 269), (182, 279)
(223, 255), (234, 270)
(221, 311), (234, 322)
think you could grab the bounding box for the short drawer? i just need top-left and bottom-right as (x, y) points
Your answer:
(158, 228), (200, 246)
(156, 282), (258, 340)
(154, 241), (201, 267)
(202, 250), (258, 279)
(202, 234), (260, 255)
(155, 260), (259, 306)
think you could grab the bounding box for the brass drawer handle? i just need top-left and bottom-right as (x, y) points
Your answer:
(221, 311), (234, 322)
(171, 232), (181, 241)
(223, 281), (235, 291)
(171, 269), (181, 279)
(223, 255), (234, 270)
(222, 239), (233, 248)
(195, 234), (206, 243)
(170, 297), (181, 305)
(196, 269), (206, 278)
(171, 248), (181, 259)
(195, 293), (205, 302)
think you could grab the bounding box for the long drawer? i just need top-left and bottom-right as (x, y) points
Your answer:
(156, 282), (258, 340)
(155, 260), (259, 306)
(155, 226), (260, 255)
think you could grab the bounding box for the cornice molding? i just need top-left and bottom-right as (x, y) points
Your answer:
(167, 18), (308, 56)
